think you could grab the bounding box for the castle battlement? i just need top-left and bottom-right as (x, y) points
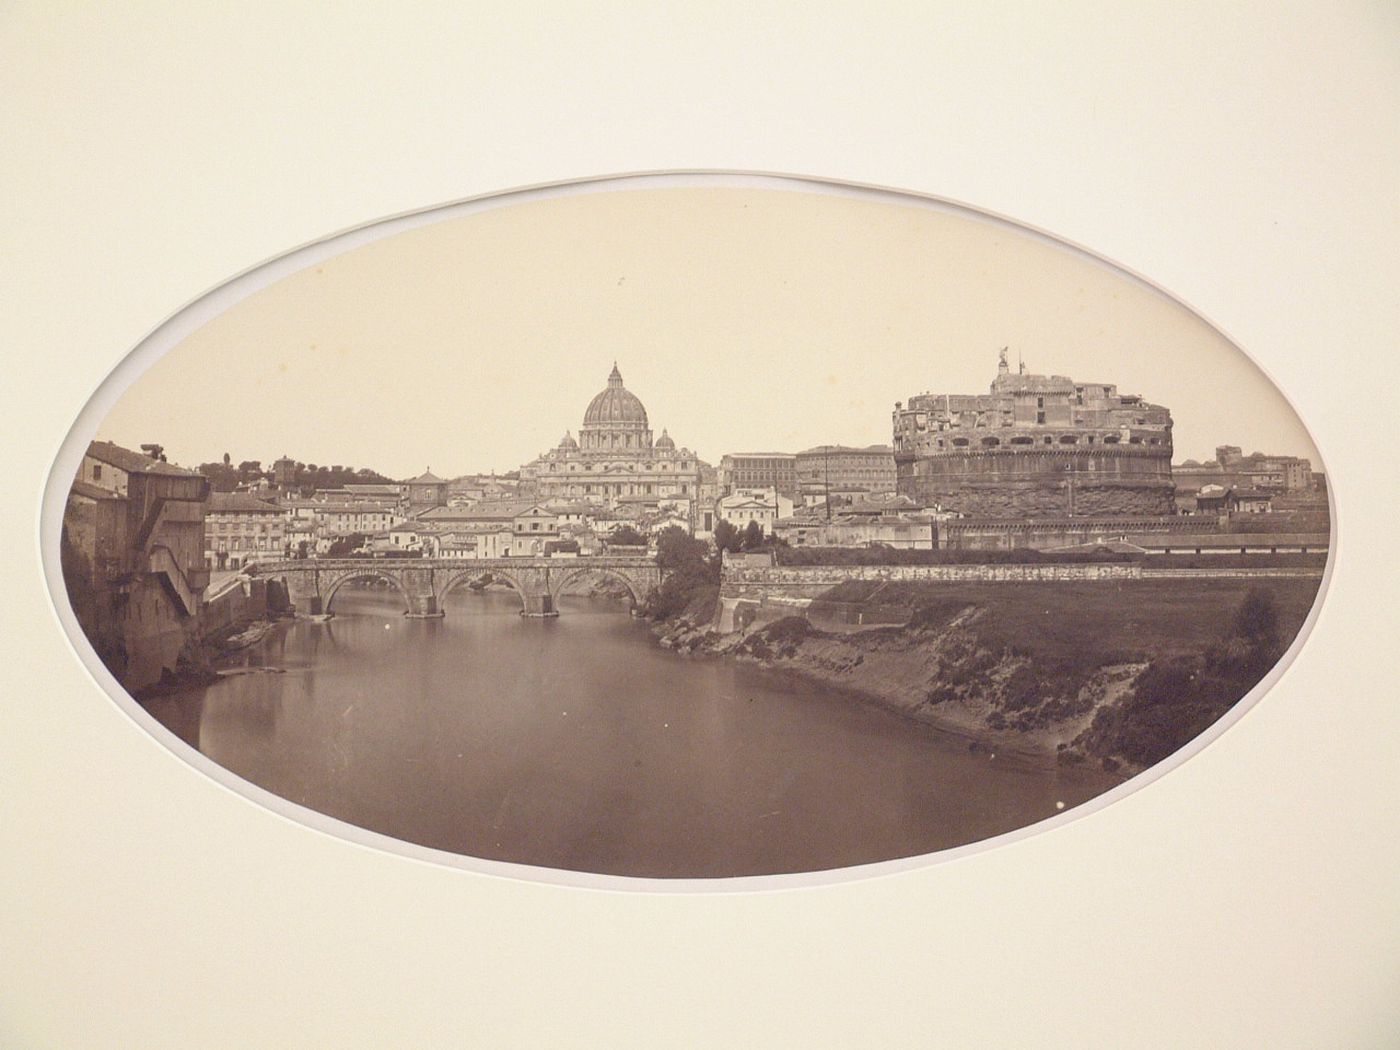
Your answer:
(892, 353), (1175, 517)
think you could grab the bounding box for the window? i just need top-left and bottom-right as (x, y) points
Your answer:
(92, 465), (102, 481)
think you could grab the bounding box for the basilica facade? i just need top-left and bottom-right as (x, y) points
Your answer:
(519, 364), (704, 505)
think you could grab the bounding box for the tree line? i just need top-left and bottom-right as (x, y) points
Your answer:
(195, 453), (394, 494)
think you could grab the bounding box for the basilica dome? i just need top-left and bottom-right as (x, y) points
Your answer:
(655, 428), (675, 450)
(583, 363), (648, 427)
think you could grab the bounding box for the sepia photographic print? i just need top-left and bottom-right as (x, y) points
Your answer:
(49, 175), (1332, 882)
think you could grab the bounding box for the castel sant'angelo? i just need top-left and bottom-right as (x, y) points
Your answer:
(892, 350), (1175, 517)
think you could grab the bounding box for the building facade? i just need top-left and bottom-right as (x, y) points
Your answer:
(63, 441), (211, 691)
(892, 351), (1175, 516)
(717, 453), (797, 498)
(403, 469), (449, 512)
(519, 364), (704, 511)
(284, 500), (403, 538)
(774, 512), (938, 549)
(717, 488), (796, 532)
(1174, 445), (1315, 495)
(794, 445), (897, 502)
(205, 491), (286, 569)
(416, 500), (561, 556)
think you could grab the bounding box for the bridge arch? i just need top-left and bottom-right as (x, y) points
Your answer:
(322, 569), (412, 614)
(436, 567), (530, 613)
(550, 566), (647, 609)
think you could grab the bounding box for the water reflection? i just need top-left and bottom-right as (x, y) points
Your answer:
(142, 584), (1121, 877)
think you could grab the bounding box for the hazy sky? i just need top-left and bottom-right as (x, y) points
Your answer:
(98, 185), (1321, 478)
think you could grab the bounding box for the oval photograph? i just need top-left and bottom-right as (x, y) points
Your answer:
(49, 175), (1330, 883)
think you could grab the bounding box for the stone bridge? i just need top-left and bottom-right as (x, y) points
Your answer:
(255, 556), (663, 618)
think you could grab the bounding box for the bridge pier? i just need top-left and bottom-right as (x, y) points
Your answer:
(520, 592), (557, 618)
(404, 593), (444, 618)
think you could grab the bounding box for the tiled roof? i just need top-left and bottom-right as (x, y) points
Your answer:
(419, 500), (547, 521)
(404, 470), (448, 485)
(87, 440), (198, 477)
(69, 479), (122, 501)
(795, 444), (894, 455)
(843, 495), (921, 514)
(208, 492), (282, 513)
(294, 502), (397, 515)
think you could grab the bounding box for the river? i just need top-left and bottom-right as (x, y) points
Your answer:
(142, 584), (1122, 878)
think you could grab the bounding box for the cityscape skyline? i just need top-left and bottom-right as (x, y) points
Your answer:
(92, 356), (1321, 484)
(94, 187), (1323, 479)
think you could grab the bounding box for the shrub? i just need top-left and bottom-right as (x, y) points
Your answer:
(608, 525), (647, 547)
(1098, 656), (1243, 768)
(763, 616), (813, 644)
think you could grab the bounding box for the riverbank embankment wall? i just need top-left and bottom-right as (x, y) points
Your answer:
(199, 576), (291, 640)
(716, 563), (1139, 632)
(714, 562), (1326, 633)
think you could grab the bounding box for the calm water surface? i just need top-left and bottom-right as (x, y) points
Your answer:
(144, 585), (1121, 878)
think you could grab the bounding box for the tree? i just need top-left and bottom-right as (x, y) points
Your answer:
(140, 443), (166, 462)
(222, 452), (231, 466)
(197, 461), (240, 492)
(326, 532), (366, 558)
(1220, 586), (1282, 675)
(712, 519), (740, 554)
(609, 525), (647, 547)
(741, 520), (765, 550)
(645, 525), (720, 621)
(654, 525), (709, 574)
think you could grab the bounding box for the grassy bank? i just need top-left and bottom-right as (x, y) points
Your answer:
(818, 577), (1319, 662)
(661, 575), (1323, 775)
